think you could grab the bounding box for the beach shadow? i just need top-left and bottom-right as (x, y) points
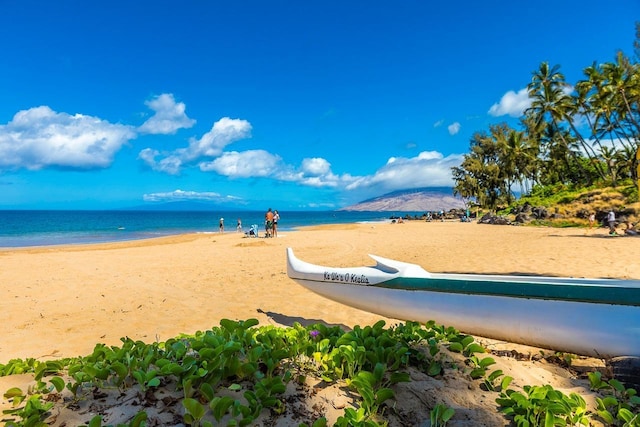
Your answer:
(547, 231), (631, 239)
(256, 308), (352, 330)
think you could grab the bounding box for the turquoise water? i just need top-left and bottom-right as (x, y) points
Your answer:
(0, 210), (409, 248)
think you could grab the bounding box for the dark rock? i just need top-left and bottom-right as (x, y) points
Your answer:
(532, 207), (548, 219)
(515, 213), (529, 223)
(478, 213), (512, 225)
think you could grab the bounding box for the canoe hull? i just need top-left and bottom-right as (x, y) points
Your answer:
(286, 248), (640, 358)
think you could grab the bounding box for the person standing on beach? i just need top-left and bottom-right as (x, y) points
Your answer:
(219, 217), (224, 233)
(588, 212), (596, 230)
(273, 210), (280, 238)
(607, 210), (616, 235)
(236, 218), (242, 233)
(265, 208), (274, 238)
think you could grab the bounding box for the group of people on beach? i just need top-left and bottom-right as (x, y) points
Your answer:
(218, 209), (280, 238)
(264, 208), (280, 238)
(218, 217), (244, 233)
(588, 209), (638, 236)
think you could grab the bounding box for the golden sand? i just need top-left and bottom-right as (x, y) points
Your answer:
(0, 221), (637, 425)
(1, 221), (637, 362)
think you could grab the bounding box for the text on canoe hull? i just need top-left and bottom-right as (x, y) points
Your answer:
(323, 271), (370, 284)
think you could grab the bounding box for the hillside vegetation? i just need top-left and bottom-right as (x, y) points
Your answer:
(499, 182), (640, 228)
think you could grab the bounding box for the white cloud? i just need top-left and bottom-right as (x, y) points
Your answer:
(200, 150), (282, 177)
(191, 117), (252, 157)
(138, 94), (196, 135)
(448, 122), (461, 135)
(0, 106), (136, 170)
(142, 189), (241, 203)
(488, 88), (531, 117)
(433, 119), (444, 128)
(279, 157), (357, 188)
(139, 117), (252, 174)
(346, 151), (462, 193)
(301, 157), (331, 175)
(199, 151), (356, 189)
(417, 151), (444, 160)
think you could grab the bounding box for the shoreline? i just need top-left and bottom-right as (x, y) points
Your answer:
(0, 209), (398, 249)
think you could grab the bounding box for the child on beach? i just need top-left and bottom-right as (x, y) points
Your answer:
(607, 210), (616, 235)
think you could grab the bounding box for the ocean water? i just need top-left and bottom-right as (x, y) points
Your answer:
(0, 210), (412, 248)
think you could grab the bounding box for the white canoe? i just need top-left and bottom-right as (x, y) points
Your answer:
(286, 248), (640, 358)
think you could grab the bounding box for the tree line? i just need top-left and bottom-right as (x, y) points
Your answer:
(452, 24), (640, 211)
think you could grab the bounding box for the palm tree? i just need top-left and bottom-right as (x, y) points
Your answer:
(602, 52), (640, 137)
(526, 62), (593, 184)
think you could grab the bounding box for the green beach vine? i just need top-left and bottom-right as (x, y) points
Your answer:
(1, 319), (638, 426)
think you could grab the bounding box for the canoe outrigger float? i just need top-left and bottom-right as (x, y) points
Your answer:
(286, 248), (640, 358)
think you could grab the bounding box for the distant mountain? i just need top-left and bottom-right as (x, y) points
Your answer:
(340, 187), (466, 212)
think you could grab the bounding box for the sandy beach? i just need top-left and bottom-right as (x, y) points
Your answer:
(1, 221), (638, 425)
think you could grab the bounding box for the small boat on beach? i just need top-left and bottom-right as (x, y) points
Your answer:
(286, 248), (640, 358)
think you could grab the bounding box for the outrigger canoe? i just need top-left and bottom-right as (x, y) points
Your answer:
(286, 248), (640, 358)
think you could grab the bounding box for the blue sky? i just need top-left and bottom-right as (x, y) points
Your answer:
(0, 1), (637, 210)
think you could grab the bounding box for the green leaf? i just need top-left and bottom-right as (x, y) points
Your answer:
(373, 362), (385, 383)
(448, 342), (463, 353)
(427, 361), (442, 376)
(389, 372), (410, 384)
(600, 396), (619, 407)
(183, 397), (206, 421)
(616, 407), (634, 422)
(479, 357), (496, 368)
(130, 411), (148, 427)
(465, 343), (486, 355)
(200, 383), (215, 401)
(470, 368), (485, 379)
(210, 396), (235, 421)
(442, 407), (455, 422)
(375, 388), (395, 405)
(243, 318), (260, 328)
(306, 418), (326, 427)
(501, 376), (513, 390)
(544, 410), (555, 427)
(461, 335), (475, 348)
(596, 409), (614, 424)
(527, 386), (549, 400)
(3, 387), (23, 399)
(49, 376), (65, 392)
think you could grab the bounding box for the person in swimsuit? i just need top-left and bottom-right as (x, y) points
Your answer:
(273, 210), (280, 237)
(265, 208), (274, 238)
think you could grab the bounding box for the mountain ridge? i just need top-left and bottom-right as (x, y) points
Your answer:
(340, 187), (466, 212)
